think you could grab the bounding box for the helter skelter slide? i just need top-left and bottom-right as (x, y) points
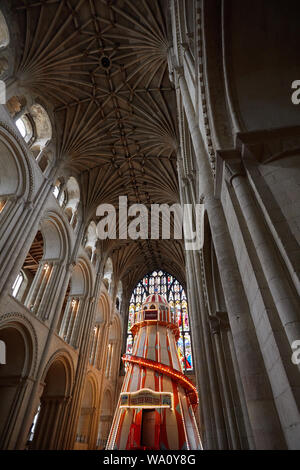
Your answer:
(106, 293), (202, 450)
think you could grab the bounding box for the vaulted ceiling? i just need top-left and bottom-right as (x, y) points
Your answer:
(9, 0), (185, 290)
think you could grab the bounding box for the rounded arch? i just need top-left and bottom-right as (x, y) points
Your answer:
(57, 257), (93, 346)
(75, 372), (98, 449)
(105, 313), (122, 381)
(108, 314), (122, 343)
(127, 269), (193, 371)
(0, 313), (38, 376)
(31, 350), (74, 449)
(96, 292), (110, 325)
(89, 292), (111, 368)
(70, 263), (87, 297)
(29, 104), (52, 154)
(41, 349), (75, 396)
(40, 211), (71, 262)
(0, 124), (34, 202)
(71, 257), (93, 297)
(14, 101), (53, 161)
(97, 388), (113, 449)
(0, 319), (35, 448)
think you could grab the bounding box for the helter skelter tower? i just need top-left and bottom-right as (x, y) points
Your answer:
(106, 293), (202, 450)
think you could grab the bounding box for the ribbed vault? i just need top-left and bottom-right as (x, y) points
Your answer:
(8, 0), (184, 287)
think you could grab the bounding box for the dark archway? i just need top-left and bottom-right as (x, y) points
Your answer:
(0, 323), (33, 449)
(30, 355), (73, 449)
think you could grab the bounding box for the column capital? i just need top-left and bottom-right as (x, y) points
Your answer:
(208, 315), (220, 335)
(216, 149), (245, 187)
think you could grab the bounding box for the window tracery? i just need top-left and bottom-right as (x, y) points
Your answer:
(126, 270), (193, 372)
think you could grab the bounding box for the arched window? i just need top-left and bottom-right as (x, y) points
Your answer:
(15, 104), (52, 151)
(0, 10), (9, 49)
(115, 280), (122, 311)
(11, 231), (44, 306)
(52, 179), (68, 207)
(103, 257), (113, 294)
(16, 115), (34, 144)
(52, 184), (60, 199)
(89, 323), (101, 366)
(27, 405), (41, 443)
(14, 104), (52, 173)
(126, 270), (193, 372)
(84, 221), (97, 262)
(12, 271), (24, 298)
(64, 176), (80, 229)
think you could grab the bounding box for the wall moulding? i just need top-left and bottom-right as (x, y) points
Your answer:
(236, 126), (300, 164)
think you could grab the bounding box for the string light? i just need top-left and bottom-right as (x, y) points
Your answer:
(122, 354), (198, 406)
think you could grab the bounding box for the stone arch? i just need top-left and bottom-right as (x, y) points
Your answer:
(97, 388), (113, 449)
(40, 211), (71, 262)
(105, 314), (122, 381)
(70, 262), (87, 297)
(97, 291), (110, 325)
(30, 351), (74, 449)
(29, 103), (52, 155)
(89, 292), (111, 368)
(75, 373), (98, 449)
(13, 100), (53, 165)
(13, 211), (71, 314)
(0, 320), (35, 448)
(0, 10), (9, 49)
(57, 258), (93, 347)
(0, 123), (34, 207)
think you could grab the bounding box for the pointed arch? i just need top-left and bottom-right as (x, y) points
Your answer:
(127, 269), (193, 372)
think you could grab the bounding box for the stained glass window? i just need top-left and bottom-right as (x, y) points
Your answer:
(126, 270), (193, 372)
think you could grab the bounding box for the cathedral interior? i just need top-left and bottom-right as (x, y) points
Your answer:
(0, 0), (300, 450)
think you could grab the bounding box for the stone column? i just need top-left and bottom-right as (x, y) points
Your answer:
(223, 158), (300, 448)
(224, 314), (255, 449)
(66, 298), (80, 344)
(0, 175), (55, 297)
(208, 315), (240, 449)
(229, 163), (300, 343)
(175, 68), (286, 448)
(24, 262), (44, 309)
(32, 263), (52, 314)
(62, 261), (105, 449)
(178, 168), (225, 448)
(16, 262), (73, 449)
(192, 249), (228, 449)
